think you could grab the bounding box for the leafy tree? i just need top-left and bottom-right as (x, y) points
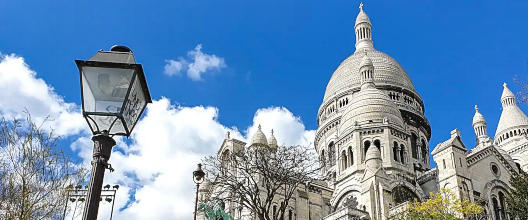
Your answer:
(506, 171), (528, 220)
(389, 188), (483, 220)
(202, 145), (320, 220)
(198, 202), (233, 220)
(0, 115), (86, 220)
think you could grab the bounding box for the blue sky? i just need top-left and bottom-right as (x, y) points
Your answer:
(1, 1), (528, 219)
(2, 0), (528, 146)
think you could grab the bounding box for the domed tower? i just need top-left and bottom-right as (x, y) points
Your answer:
(473, 105), (492, 147)
(249, 125), (269, 149)
(315, 4), (429, 218)
(494, 83), (528, 172)
(495, 83), (528, 147)
(267, 129), (278, 150)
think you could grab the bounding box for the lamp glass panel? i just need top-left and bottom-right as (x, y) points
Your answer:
(89, 115), (126, 135)
(81, 66), (135, 113)
(122, 75), (146, 132)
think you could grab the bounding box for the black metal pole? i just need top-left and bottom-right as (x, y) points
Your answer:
(110, 189), (116, 220)
(82, 134), (116, 220)
(62, 189), (70, 220)
(194, 183), (200, 220)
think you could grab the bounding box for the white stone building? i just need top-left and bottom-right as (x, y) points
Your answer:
(201, 4), (527, 220)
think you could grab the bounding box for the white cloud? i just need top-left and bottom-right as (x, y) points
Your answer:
(164, 44), (226, 81)
(69, 100), (314, 220)
(0, 52), (313, 220)
(0, 53), (85, 136)
(247, 107), (316, 147)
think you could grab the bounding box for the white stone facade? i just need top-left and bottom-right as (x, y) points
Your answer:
(201, 4), (527, 220)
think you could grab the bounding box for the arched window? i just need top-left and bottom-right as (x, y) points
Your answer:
(329, 142), (336, 166)
(461, 182), (469, 201)
(348, 146), (354, 166)
(421, 139), (427, 163)
(341, 151), (348, 170)
(393, 142), (399, 162)
(321, 149), (326, 166)
(399, 144), (405, 164)
(411, 133), (418, 159)
(499, 192), (506, 219)
(492, 197), (500, 220)
(392, 185), (418, 205)
(374, 139), (381, 151)
(363, 141), (371, 160)
(221, 150), (230, 170)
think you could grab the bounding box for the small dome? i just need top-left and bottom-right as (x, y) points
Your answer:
(355, 3), (371, 26)
(267, 129), (278, 149)
(365, 146), (382, 169)
(501, 83), (515, 100)
(360, 54), (373, 68)
(250, 125), (268, 147)
(472, 105), (486, 125)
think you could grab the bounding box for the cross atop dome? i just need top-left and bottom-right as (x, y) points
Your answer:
(355, 3), (373, 50)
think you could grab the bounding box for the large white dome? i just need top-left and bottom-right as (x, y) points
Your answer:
(323, 48), (417, 102)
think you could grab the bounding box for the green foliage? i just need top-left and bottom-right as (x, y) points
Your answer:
(506, 171), (528, 220)
(388, 188), (482, 220)
(198, 202), (233, 220)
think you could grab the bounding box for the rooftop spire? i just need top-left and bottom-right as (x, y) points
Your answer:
(355, 3), (373, 51)
(359, 52), (375, 89)
(472, 105), (489, 144)
(501, 83), (516, 107)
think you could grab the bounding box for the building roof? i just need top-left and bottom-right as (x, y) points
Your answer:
(267, 129), (278, 149)
(355, 3), (371, 26)
(250, 125), (268, 147)
(339, 54), (404, 131)
(495, 83), (528, 138)
(431, 129), (467, 155)
(472, 105), (486, 125)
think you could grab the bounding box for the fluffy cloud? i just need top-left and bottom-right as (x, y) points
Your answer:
(0, 53), (85, 136)
(0, 52), (313, 220)
(70, 101), (314, 220)
(247, 107), (315, 147)
(164, 44), (226, 81)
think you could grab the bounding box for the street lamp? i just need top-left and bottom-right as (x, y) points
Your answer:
(62, 184), (120, 220)
(75, 45), (151, 220)
(193, 163), (205, 220)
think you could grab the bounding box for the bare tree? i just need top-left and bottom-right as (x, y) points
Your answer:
(514, 75), (528, 103)
(0, 115), (86, 220)
(202, 145), (321, 220)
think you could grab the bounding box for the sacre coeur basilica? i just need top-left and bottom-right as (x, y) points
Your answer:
(198, 4), (528, 220)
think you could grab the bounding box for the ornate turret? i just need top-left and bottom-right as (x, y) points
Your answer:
(249, 125), (268, 148)
(355, 3), (374, 50)
(267, 129), (278, 150)
(495, 83), (528, 146)
(472, 105), (490, 145)
(359, 52), (374, 88)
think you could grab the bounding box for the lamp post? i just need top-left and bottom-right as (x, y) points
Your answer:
(75, 45), (151, 220)
(62, 184), (120, 220)
(193, 163), (205, 220)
